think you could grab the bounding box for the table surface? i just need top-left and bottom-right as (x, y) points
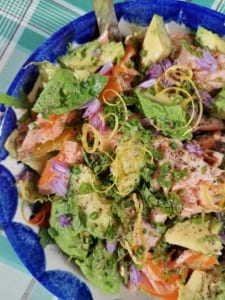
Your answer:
(0, 0), (224, 299)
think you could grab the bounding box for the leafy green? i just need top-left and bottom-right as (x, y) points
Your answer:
(39, 227), (54, 248)
(135, 88), (192, 140)
(0, 93), (31, 109)
(158, 162), (173, 189)
(140, 185), (159, 208)
(32, 69), (108, 117)
(140, 163), (156, 183)
(140, 186), (182, 218)
(83, 151), (112, 174)
(122, 119), (152, 144)
(111, 198), (134, 228)
(104, 101), (131, 128)
(180, 39), (203, 57)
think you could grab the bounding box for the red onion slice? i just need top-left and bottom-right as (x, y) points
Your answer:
(199, 90), (213, 108)
(58, 214), (72, 227)
(129, 264), (141, 288)
(106, 241), (117, 253)
(51, 160), (70, 174)
(98, 62), (113, 75)
(196, 51), (217, 71)
(138, 79), (156, 88)
(49, 160), (70, 196)
(81, 98), (101, 118)
(147, 58), (172, 79)
(185, 142), (203, 155)
(89, 113), (106, 133)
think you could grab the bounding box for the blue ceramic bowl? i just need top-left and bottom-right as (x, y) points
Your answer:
(1, 1), (225, 299)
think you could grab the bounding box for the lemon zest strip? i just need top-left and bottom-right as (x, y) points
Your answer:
(81, 123), (100, 153)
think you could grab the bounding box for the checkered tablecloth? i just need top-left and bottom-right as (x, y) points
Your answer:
(0, 0), (89, 93)
(0, 0), (224, 299)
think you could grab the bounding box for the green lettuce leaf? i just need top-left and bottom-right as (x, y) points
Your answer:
(39, 227), (54, 248)
(0, 93), (31, 109)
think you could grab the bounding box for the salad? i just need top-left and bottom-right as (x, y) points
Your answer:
(1, 0), (225, 299)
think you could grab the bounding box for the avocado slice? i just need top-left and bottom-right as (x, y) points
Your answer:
(59, 40), (124, 80)
(164, 219), (222, 256)
(178, 268), (225, 300)
(196, 26), (225, 54)
(70, 165), (112, 239)
(49, 200), (92, 260)
(37, 61), (58, 85)
(141, 14), (172, 66)
(210, 85), (225, 119)
(4, 129), (19, 159)
(110, 138), (146, 196)
(75, 192), (112, 239)
(76, 240), (121, 294)
(178, 270), (211, 300)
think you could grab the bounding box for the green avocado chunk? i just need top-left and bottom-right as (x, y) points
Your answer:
(135, 88), (191, 140)
(70, 164), (112, 239)
(76, 241), (121, 294)
(110, 137), (146, 197)
(32, 69), (107, 117)
(141, 14), (172, 66)
(49, 164), (113, 258)
(210, 85), (225, 119)
(49, 200), (93, 260)
(59, 40), (124, 79)
(50, 164), (120, 294)
(196, 26), (225, 54)
(165, 219), (222, 256)
(36, 61), (58, 85)
(179, 270), (214, 300)
(178, 268), (225, 300)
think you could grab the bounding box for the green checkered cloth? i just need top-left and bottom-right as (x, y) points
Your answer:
(0, 0), (224, 94)
(0, 0), (122, 93)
